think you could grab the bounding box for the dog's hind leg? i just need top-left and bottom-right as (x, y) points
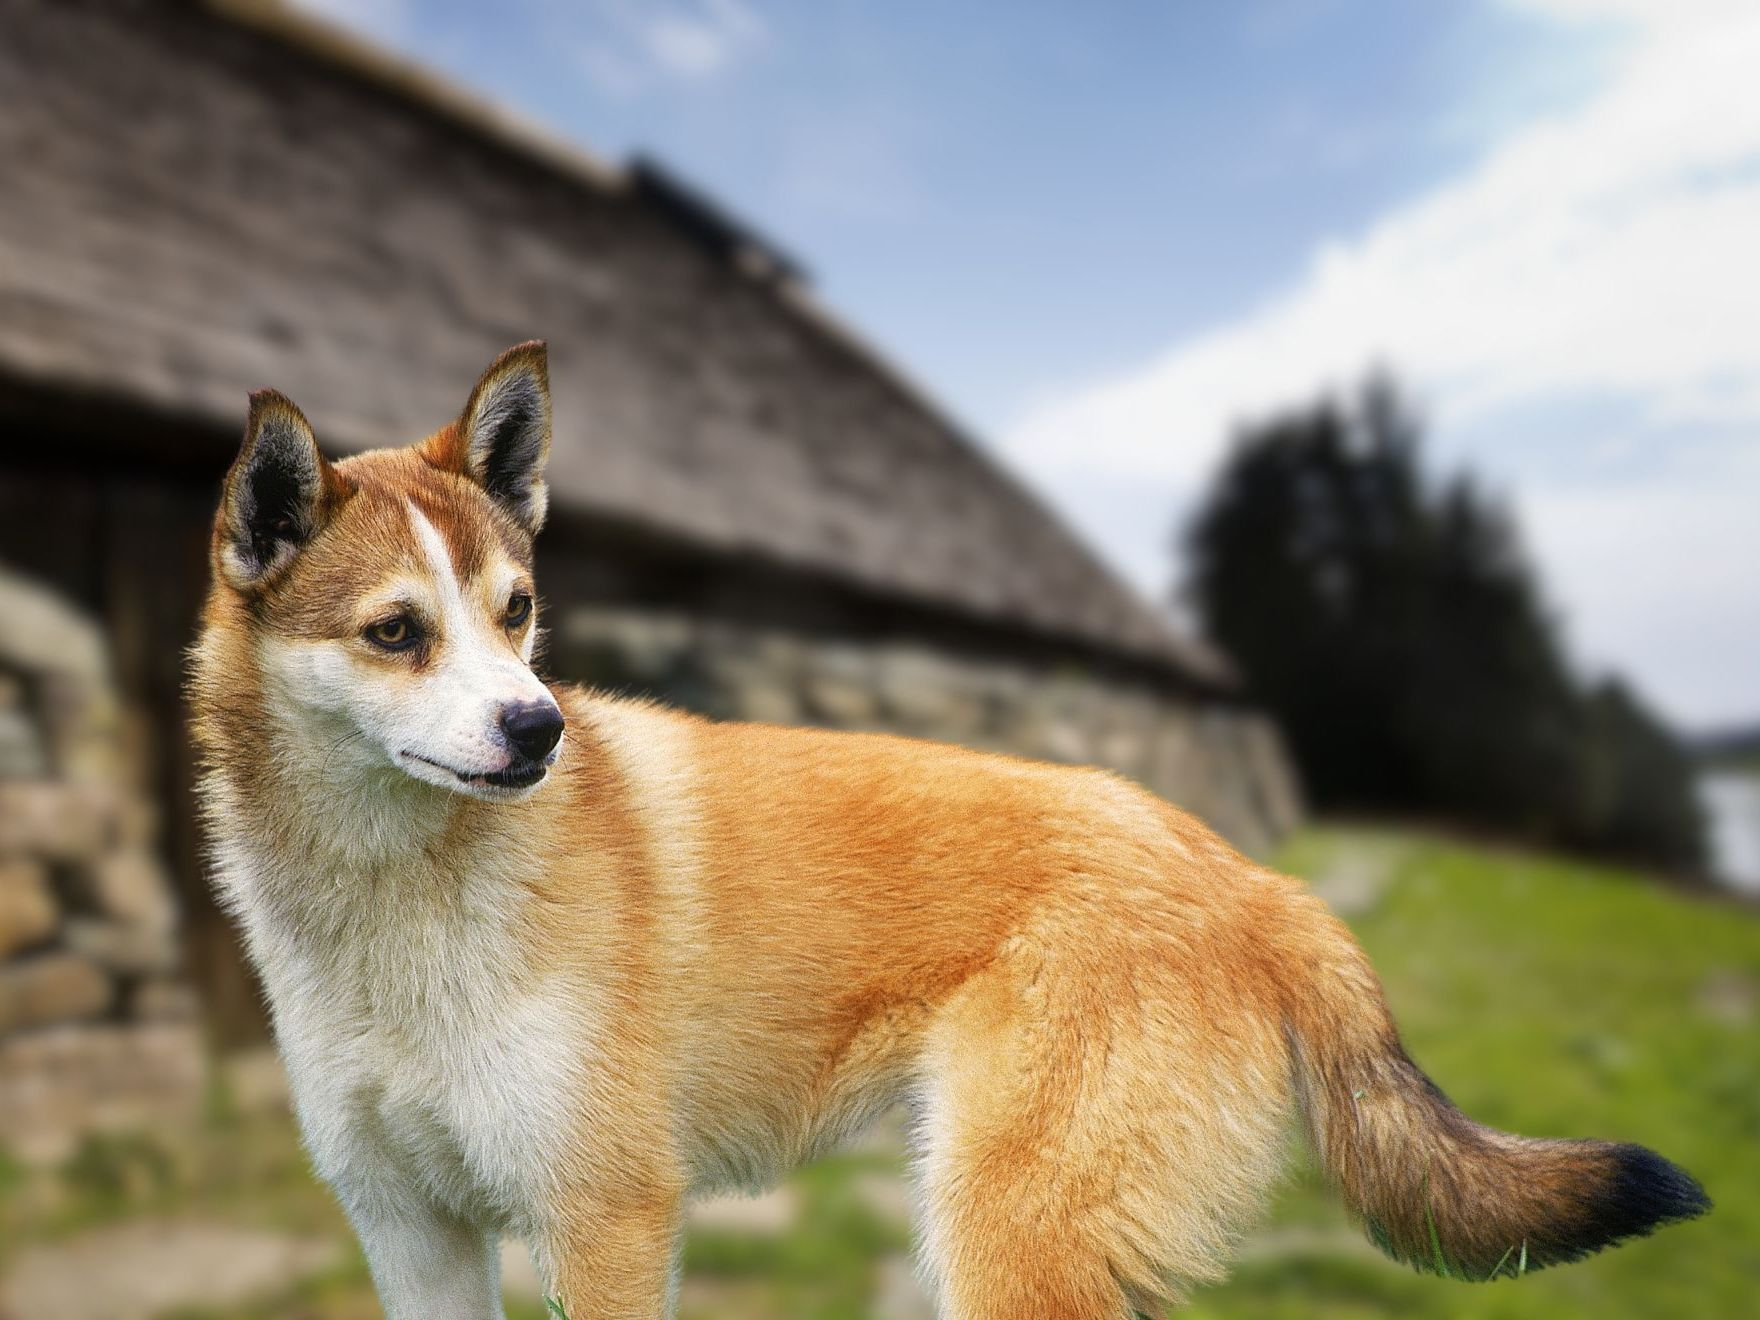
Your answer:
(911, 926), (1292, 1319)
(911, 946), (1143, 1320)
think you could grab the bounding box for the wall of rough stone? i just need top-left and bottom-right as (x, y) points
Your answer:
(0, 567), (203, 1165)
(557, 606), (1304, 857)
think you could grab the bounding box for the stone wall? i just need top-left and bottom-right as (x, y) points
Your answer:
(0, 567), (203, 1164)
(558, 607), (1303, 857)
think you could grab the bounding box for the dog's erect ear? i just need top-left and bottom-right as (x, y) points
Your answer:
(436, 341), (552, 535)
(217, 390), (332, 591)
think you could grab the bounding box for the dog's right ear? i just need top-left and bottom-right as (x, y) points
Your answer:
(216, 390), (333, 591)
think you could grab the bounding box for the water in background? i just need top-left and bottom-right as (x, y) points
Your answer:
(1700, 771), (1760, 895)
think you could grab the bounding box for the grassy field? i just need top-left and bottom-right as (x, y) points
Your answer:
(5, 826), (1756, 1317)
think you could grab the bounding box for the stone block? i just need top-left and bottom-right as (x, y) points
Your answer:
(63, 917), (180, 976)
(801, 669), (879, 727)
(0, 566), (109, 684)
(34, 670), (122, 773)
(0, 780), (116, 861)
(874, 649), (984, 735)
(0, 952), (111, 1033)
(0, 858), (59, 957)
(0, 702), (47, 776)
(559, 609), (694, 689)
(1020, 711), (1093, 766)
(727, 675), (802, 727)
(127, 976), (200, 1021)
(975, 665), (1032, 733)
(1094, 728), (1149, 778)
(71, 849), (177, 932)
(116, 795), (161, 849)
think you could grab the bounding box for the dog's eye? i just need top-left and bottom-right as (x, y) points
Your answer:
(365, 616), (418, 651)
(504, 592), (533, 627)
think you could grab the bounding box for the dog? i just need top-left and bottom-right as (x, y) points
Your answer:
(189, 342), (1707, 1319)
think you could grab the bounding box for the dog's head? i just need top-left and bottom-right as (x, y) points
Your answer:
(208, 342), (564, 801)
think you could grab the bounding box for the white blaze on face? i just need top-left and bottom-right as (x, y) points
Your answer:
(392, 502), (556, 792)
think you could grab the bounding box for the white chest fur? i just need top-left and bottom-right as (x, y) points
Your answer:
(214, 803), (586, 1241)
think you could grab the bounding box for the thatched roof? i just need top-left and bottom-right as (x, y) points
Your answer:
(0, 0), (1229, 686)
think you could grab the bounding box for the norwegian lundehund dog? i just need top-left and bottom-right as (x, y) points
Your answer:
(189, 343), (1707, 1318)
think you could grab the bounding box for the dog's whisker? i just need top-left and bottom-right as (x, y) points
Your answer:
(318, 727), (366, 780)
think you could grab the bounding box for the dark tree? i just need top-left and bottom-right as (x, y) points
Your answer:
(1576, 679), (1707, 870)
(1183, 377), (1705, 872)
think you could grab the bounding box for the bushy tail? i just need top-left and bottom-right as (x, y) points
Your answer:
(1284, 904), (1709, 1279)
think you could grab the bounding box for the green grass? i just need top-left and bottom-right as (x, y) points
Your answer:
(8, 826), (1755, 1318)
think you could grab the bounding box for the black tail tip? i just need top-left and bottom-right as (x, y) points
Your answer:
(1584, 1144), (1711, 1250)
(1510, 1143), (1710, 1275)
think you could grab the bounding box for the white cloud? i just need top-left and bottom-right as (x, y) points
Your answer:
(578, 0), (766, 96)
(1003, 0), (1760, 728)
(1520, 445), (1760, 727)
(646, 0), (764, 76)
(1505, 0), (1748, 26)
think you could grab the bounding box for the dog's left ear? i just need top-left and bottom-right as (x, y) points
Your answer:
(432, 341), (552, 535)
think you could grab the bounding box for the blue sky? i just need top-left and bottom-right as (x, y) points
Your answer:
(301, 0), (1758, 731)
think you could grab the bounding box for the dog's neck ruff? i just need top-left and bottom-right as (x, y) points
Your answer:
(205, 704), (512, 946)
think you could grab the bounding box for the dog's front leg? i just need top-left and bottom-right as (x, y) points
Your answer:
(543, 1183), (684, 1319)
(349, 1197), (504, 1320)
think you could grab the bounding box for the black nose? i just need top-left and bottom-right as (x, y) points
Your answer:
(500, 700), (564, 762)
